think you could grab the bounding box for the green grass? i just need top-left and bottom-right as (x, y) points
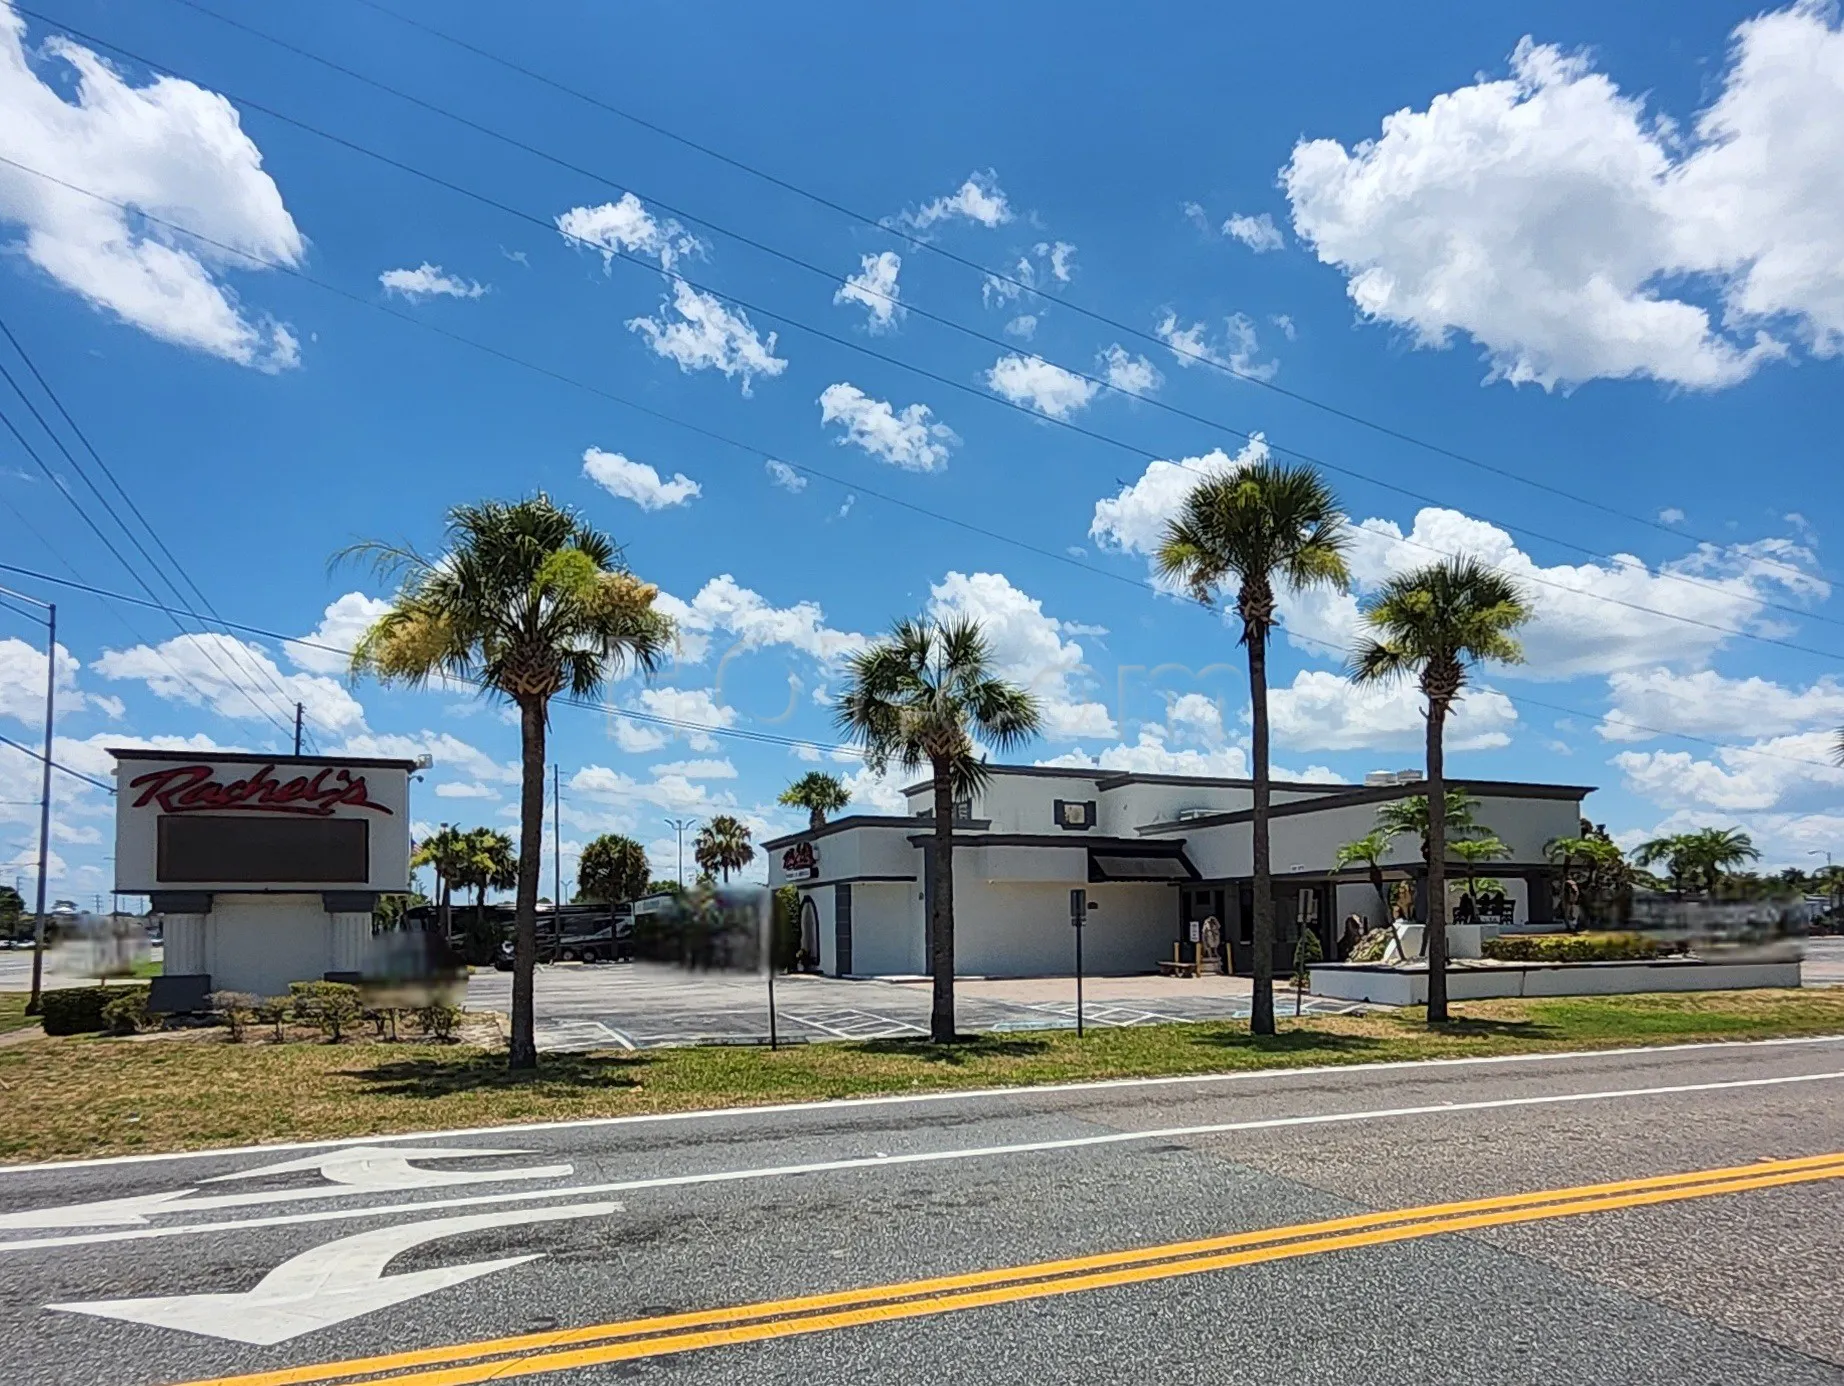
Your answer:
(0, 992), (31, 1034)
(0, 988), (1841, 1163)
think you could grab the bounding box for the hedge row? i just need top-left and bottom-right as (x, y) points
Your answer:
(1482, 933), (1659, 963)
(39, 985), (150, 1036)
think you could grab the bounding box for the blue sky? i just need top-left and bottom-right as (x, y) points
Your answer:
(1, 0), (1841, 903)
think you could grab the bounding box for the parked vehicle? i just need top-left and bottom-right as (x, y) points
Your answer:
(491, 910), (635, 969)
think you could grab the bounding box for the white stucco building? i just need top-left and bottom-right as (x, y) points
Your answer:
(765, 765), (1590, 978)
(112, 749), (416, 996)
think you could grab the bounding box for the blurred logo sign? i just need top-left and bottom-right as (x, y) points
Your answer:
(781, 842), (819, 881)
(126, 764), (394, 818)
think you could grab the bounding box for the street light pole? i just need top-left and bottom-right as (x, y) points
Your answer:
(664, 817), (696, 888)
(23, 598), (54, 1017)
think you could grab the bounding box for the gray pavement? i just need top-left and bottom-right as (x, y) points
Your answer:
(0, 1036), (1841, 1384)
(465, 962), (1366, 1050)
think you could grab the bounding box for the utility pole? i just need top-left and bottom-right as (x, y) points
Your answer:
(552, 763), (562, 907)
(293, 702), (304, 756)
(26, 600), (54, 1016)
(665, 817), (696, 888)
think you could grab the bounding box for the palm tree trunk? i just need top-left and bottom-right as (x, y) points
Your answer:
(438, 875), (451, 941)
(1248, 630), (1276, 1037)
(809, 807), (825, 832)
(1370, 864), (1389, 927)
(1425, 702), (1449, 1025)
(929, 762), (956, 1043)
(510, 696), (547, 1070)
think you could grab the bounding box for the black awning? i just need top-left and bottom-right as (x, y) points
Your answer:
(1088, 845), (1198, 882)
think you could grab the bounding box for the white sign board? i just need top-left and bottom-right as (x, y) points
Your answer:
(111, 752), (414, 895)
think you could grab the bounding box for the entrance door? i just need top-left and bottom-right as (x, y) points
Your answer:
(1180, 887), (1227, 973)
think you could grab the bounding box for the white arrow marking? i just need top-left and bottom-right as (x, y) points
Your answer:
(47, 1201), (619, 1345)
(202, 1145), (572, 1190)
(0, 1192), (193, 1230)
(0, 1147), (574, 1230)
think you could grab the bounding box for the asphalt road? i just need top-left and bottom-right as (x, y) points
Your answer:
(0, 1036), (1841, 1384)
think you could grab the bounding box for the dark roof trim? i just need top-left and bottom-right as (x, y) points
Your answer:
(1137, 777), (1594, 835)
(108, 748), (420, 771)
(762, 816), (991, 851)
(902, 832), (1181, 850)
(1094, 772), (1347, 793)
(898, 764), (1105, 795)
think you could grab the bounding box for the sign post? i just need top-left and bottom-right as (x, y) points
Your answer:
(1069, 888), (1087, 1038)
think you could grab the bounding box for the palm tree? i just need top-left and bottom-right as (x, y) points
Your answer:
(835, 616), (1041, 1041)
(1638, 827), (1759, 895)
(1156, 462), (1350, 1036)
(1547, 830), (1629, 927)
(1333, 830), (1394, 926)
(346, 495), (675, 1069)
(694, 814), (755, 883)
(779, 771), (852, 831)
(1448, 835), (1509, 915)
(577, 833), (651, 903)
(459, 827), (519, 927)
(1374, 792), (1485, 867)
(411, 825), (470, 941)
(1350, 557), (1530, 1024)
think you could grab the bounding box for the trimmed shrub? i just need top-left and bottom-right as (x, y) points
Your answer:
(288, 981), (364, 1042)
(254, 996), (291, 1041)
(101, 989), (149, 1036)
(1482, 933), (1658, 963)
(415, 1000), (463, 1041)
(39, 986), (114, 1035)
(210, 991), (262, 1042)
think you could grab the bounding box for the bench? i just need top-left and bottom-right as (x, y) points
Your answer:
(1156, 958), (1201, 978)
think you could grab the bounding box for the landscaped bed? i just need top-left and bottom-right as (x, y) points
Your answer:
(0, 988), (1841, 1163)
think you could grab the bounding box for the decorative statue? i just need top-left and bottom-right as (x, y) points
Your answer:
(1392, 878), (1415, 922)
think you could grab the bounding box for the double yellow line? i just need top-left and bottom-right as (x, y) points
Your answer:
(177, 1151), (1844, 1386)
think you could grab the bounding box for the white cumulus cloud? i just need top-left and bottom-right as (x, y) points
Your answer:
(1223, 213), (1284, 252)
(1100, 344), (1162, 397)
(556, 192), (699, 272)
(378, 263), (486, 300)
(819, 382), (957, 471)
(94, 634), (366, 734)
(833, 250), (903, 331)
(928, 571), (1114, 741)
(0, 6), (304, 369)
(1155, 312), (1277, 380)
(582, 446), (700, 510)
(764, 460), (806, 492)
(628, 279), (787, 395)
(1598, 668), (1844, 743)
(985, 354), (1100, 419)
(1282, 6), (1844, 388)
(653, 575), (866, 666)
(285, 592), (391, 676)
(903, 171), (1012, 230)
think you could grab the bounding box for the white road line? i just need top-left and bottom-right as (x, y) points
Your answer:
(3, 1067), (1839, 1256)
(4, 1033), (1841, 1176)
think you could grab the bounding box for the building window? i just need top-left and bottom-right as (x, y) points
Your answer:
(1053, 799), (1096, 831)
(834, 883), (853, 976)
(917, 797), (974, 822)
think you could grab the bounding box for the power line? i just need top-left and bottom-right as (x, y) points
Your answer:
(0, 314), (330, 747)
(327, 0), (1836, 590)
(0, 160), (1835, 772)
(3, 536), (1840, 779)
(88, 2), (1842, 634)
(0, 389), (304, 745)
(0, 178), (1825, 766)
(0, 730), (116, 793)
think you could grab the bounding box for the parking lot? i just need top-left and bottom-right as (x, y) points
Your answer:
(464, 962), (1369, 1050)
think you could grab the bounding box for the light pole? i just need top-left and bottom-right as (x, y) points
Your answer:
(664, 817), (698, 888)
(2, 587), (56, 1017)
(1812, 851), (1838, 914)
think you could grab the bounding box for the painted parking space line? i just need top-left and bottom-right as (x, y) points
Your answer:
(169, 1150), (1844, 1386)
(782, 1010), (929, 1040)
(9, 1067), (1842, 1255)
